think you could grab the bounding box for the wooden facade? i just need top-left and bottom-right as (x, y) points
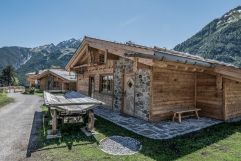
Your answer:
(66, 36), (241, 122)
(37, 69), (76, 92)
(224, 79), (241, 120)
(26, 73), (38, 87)
(150, 67), (196, 121)
(74, 50), (115, 107)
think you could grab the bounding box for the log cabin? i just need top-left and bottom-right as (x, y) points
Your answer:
(37, 69), (77, 92)
(66, 36), (241, 122)
(26, 72), (39, 87)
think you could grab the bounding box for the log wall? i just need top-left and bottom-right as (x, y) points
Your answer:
(224, 79), (241, 120)
(75, 59), (114, 107)
(196, 73), (223, 119)
(150, 67), (195, 121)
(76, 74), (89, 95)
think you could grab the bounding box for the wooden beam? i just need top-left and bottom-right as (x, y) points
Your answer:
(47, 102), (103, 106)
(192, 68), (197, 72)
(104, 49), (108, 64)
(149, 67), (153, 120)
(222, 75), (241, 83)
(70, 44), (89, 69)
(216, 74), (222, 90)
(86, 45), (91, 64)
(222, 78), (227, 120)
(215, 66), (241, 81)
(155, 60), (210, 71)
(153, 60), (210, 73)
(153, 61), (168, 68)
(194, 73), (197, 108)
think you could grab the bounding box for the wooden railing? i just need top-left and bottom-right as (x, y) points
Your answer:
(0, 86), (25, 93)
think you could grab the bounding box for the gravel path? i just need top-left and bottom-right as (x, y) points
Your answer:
(0, 93), (43, 161)
(99, 136), (141, 155)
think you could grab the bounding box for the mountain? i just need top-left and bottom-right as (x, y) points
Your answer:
(174, 6), (241, 67)
(0, 38), (81, 85)
(0, 47), (32, 70)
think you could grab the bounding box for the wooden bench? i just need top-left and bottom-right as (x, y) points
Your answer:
(172, 108), (201, 123)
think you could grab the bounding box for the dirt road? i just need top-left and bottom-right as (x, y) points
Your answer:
(0, 93), (43, 161)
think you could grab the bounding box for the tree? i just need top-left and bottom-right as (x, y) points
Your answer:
(12, 77), (19, 86)
(1, 65), (16, 86)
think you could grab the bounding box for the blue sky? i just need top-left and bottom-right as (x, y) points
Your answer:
(0, 0), (240, 48)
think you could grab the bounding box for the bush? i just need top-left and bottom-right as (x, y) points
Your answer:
(35, 89), (43, 93)
(29, 87), (35, 94)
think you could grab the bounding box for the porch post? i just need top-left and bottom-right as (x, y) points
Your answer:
(194, 73), (197, 108)
(62, 83), (64, 92)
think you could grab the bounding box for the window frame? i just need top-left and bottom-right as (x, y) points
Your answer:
(99, 74), (113, 95)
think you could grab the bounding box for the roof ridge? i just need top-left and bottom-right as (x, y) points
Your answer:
(84, 36), (153, 50)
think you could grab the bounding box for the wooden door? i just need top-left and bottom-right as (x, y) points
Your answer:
(123, 73), (135, 116)
(89, 77), (95, 97)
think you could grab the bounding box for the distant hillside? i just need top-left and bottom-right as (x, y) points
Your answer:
(0, 38), (81, 85)
(174, 6), (241, 67)
(0, 47), (32, 70)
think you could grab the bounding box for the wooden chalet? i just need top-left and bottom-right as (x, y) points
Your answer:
(37, 69), (77, 92)
(26, 72), (39, 87)
(66, 36), (241, 122)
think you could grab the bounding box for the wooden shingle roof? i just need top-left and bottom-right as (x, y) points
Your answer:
(37, 69), (76, 82)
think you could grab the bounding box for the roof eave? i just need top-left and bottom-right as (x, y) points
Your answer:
(125, 51), (213, 68)
(65, 37), (88, 71)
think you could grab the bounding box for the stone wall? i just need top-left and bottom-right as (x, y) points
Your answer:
(113, 58), (151, 120)
(134, 69), (151, 120)
(113, 58), (133, 111)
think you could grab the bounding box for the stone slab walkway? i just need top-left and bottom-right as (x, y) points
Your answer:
(94, 107), (222, 140)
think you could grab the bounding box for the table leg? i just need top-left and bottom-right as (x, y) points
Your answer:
(52, 109), (57, 135)
(195, 111), (199, 119)
(172, 113), (176, 122)
(87, 110), (95, 132)
(178, 113), (182, 123)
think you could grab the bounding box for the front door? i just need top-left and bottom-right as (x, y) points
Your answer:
(123, 73), (135, 116)
(89, 77), (95, 97)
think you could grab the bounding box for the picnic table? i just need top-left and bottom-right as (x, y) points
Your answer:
(44, 91), (104, 136)
(172, 108), (201, 123)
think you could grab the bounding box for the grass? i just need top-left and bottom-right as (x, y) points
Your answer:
(22, 88), (44, 97)
(31, 106), (241, 161)
(0, 92), (14, 108)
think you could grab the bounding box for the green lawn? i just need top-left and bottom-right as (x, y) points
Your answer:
(32, 106), (241, 161)
(0, 92), (14, 107)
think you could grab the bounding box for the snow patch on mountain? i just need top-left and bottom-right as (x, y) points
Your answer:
(217, 6), (241, 28)
(21, 53), (32, 65)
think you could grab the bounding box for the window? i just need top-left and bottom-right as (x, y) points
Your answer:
(92, 53), (105, 65)
(99, 54), (105, 64)
(100, 75), (113, 94)
(53, 81), (60, 88)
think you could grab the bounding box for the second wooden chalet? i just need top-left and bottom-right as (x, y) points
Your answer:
(37, 69), (77, 92)
(66, 36), (241, 122)
(26, 72), (39, 87)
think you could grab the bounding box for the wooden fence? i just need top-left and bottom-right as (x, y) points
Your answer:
(0, 86), (25, 93)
